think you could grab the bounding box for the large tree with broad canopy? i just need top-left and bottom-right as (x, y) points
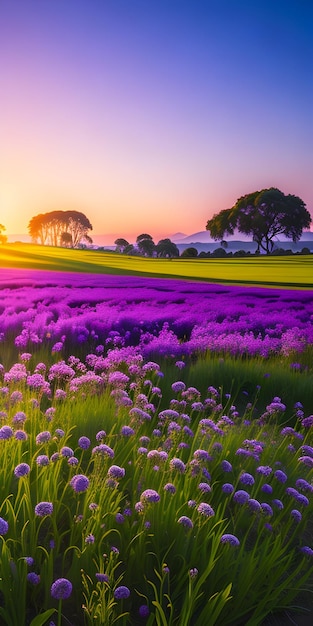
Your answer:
(206, 188), (311, 254)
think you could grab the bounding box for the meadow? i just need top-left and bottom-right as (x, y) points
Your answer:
(0, 249), (312, 625)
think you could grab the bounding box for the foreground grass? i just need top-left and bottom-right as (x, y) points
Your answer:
(1, 243), (313, 288)
(0, 347), (312, 626)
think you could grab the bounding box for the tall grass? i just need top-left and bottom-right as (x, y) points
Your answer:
(0, 343), (312, 625)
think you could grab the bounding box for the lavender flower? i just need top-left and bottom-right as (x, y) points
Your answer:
(114, 585), (130, 600)
(139, 604), (150, 617)
(0, 517), (9, 535)
(197, 502), (215, 517)
(60, 446), (74, 458)
(164, 483), (176, 494)
(220, 533), (240, 546)
(221, 460), (233, 472)
(291, 509), (302, 523)
(14, 463), (30, 478)
(177, 516), (193, 529)
(300, 546), (313, 557)
(239, 472), (255, 486)
(35, 502), (53, 517)
(78, 436), (91, 449)
(121, 425), (135, 437)
(222, 483), (234, 494)
(140, 489), (160, 504)
(0, 425), (13, 439)
(233, 490), (250, 504)
(27, 572), (40, 585)
(169, 457), (186, 473)
(92, 443), (114, 457)
(36, 455), (50, 466)
(107, 465), (125, 479)
(15, 430), (28, 441)
(274, 469), (288, 483)
(70, 474), (89, 492)
(96, 573), (109, 582)
(50, 578), (73, 600)
(261, 503), (273, 517)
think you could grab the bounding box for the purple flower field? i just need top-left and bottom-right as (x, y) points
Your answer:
(1, 268), (313, 359)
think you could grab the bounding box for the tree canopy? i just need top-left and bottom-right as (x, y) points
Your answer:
(206, 188), (311, 254)
(28, 211), (93, 247)
(0, 223), (7, 244)
(136, 233), (156, 256)
(155, 238), (180, 258)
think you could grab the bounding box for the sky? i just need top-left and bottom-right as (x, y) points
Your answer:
(1, 0), (312, 245)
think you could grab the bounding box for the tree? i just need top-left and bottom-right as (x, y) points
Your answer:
(114, 238), (129, 253)
(136, 233), (155, 256)
(60, 232), (73, 247)
(156, 238), (180, 258)
(180, 247), (198, 258)
(206, 188), (311, 254)
(28, 210), (93, 247)
(0, 224), (7, 244)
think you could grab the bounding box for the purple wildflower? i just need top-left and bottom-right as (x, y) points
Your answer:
(222, 483), (234, 494)
(221, 460), (232, 472)
(291, 509), (302, 523)
(27, 572), (40, 585)
(300, 546), (313, 557)
(78, 436), (91, 450)
(85, 534), (95, 544)
(139, 604), (150, 618)
(198, 482), (211, 493)
(107, 465), (125, 479)
(177, 516), (193, 529)
(14, 430), (28, 441)
(96, 430), (107, 441)
(92, 443), (114, 457)
(197, 502), (215, 517)
(96, 573), (109, 582)
(60, 446), (74, 458)
(35, 502), (53, 517)
(274, 469), (288, 483)
(0, 425), (13, 439)
(220, 533), (240, 546)
(256, 465), (272, 476)
(247, 498), (261, 513)
(140, 489), (160, 504)
(164, 483), (176, 494)
(114, 585), (130, 600)
(169, 457), (186, 473)
(239, 472), (255, 486)
(51, 578), (73, 600)
(233, 490), (250, 504)
(70, 474), (90, 492)
(14, 463), (30, 478)
(0, 517), (9, 535)
(261, 483), (273, 494)
(261, 503), (273, 517)
(36, 455), (50, 466)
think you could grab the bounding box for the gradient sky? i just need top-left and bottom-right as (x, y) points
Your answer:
(1, 0), (312, 244)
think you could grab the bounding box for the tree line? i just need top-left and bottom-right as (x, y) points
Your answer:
(0, 187), (311, 253)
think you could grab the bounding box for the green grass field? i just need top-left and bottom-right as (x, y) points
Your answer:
(1, 243), (313, 288)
